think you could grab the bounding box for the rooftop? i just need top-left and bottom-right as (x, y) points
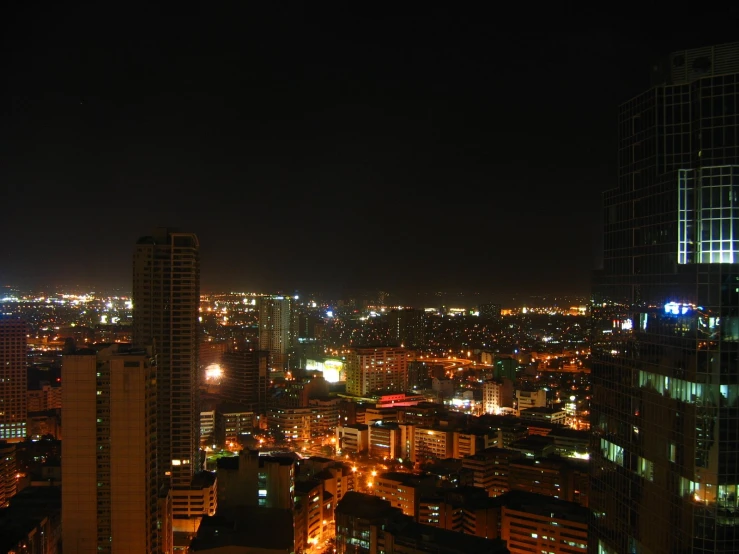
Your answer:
(335, 491), (401, 520)
(386, 518), (510, 554)
(499, 490), (590, 523)
(190, 506), (294, 551)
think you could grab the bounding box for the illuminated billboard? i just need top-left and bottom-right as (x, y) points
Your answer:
(305, 358), (344, 383)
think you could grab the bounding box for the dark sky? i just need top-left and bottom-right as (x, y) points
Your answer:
(2, 5), (738, 304)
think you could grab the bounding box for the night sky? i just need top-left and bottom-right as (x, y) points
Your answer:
(2, 5), (738, 305)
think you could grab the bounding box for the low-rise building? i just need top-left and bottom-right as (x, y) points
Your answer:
(336, 423), (369, 454)
(189, 506), (294, 553)
(413, 426), (453, 463)
(374, 472), (437, 519)
(461, 447), (522, 497)
(519, 406), (567, 426)
(171, 471), (218, 518)
(499, 490), (588, 554)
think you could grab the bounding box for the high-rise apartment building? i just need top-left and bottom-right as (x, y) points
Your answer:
(220, 350), (269, 413)
(0, 318), (27, 442)
(133, 228), (200, 489)
(388, 308), (426, 348)
(258, 294), (296, 372)
(345, 346), (410, 397)
(591, 42), (739, 553)
(0, 441), (17, 507)
(62, 344), (162, 553)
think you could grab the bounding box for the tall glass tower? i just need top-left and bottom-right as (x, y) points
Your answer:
(591, 42), (739, 553)
(133, 228), (200, 490)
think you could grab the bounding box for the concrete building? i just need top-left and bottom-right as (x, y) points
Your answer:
(61, 344), (165, 554)
(482, 378), (514, 415)
(309, 396), (341, 438)
(374, 472), (438, 519)
(519, 406), (567, 426)
(189, 506), (294, 553)
(546, 427), (590, 458)
(27, 384), (62, 413)
(0, 318), (28, 442)
(397, 402), (443, 426)
(267, 406), (312, 443)
(335, 491), (510, 554)
(336, 423), (368, 454)
(133, 228), (200, 490)
(199, 409), (220, 448)
(418, 486), (499, 537)
(345, 346), (410, 397)
(363, 405), (399, 425)
(369, 420), (403, 460)
(170, 471), (217, 518)
(310, 462), (354, 507)
(387, 308), (426, 349)
(500, 490), (588, 554)
(0, 440), (17, 507)
(258, 295), (296, 372)
(216, 449), (296, 511)
(508, 435), (557, 459)
(219, 403), (256, 448)
(412, 426), (453, 463)
(462, 446), (522, 497)
(219, 350), (269, 414)
(431, 377), (455, 400)
(514, 389), (547, 414)
(294, 478), (331, 552)
(453, 428), (499, 459)
(509, 457), (572, 501)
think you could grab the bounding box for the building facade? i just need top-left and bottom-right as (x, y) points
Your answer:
(590, 42), (739, 553)
(387, 308), (426, 349)
(216, 449), (296, 511)
(258, 295), (296, 372)
(133, 228), (200, 489)
(482, 378), (514, 415)
(0, 318), (27, 442)
(0, 441), (17, 507)
(61, 345), (162, 553)
(345, 346), (410, 397)
(220, 349), (269, 414)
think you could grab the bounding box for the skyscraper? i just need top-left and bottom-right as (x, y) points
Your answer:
(388, 308), (426, 348)
(133, 228), (201, 489)
(258, 295), (296, 372)
(0, 318), (27, 442)
(220, 350), (269, 413)
(591, 42), (739, 553)
(62, 344), (162, 553)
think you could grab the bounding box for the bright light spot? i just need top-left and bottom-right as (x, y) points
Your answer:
(205, 364), (223, 381)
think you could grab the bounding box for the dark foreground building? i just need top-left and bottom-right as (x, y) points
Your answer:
(591, 42), (739, 552)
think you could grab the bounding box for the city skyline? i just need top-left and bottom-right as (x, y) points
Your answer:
(2, 6), (739, 304)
